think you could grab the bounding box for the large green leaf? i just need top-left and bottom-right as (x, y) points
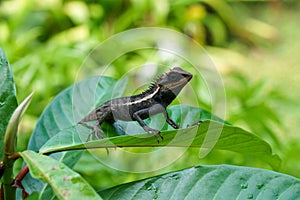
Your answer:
(0, 48), (18, 161)
(99, 164), (300, 200)
(39, 105), (280, 169)
(20, 150), (102, 200)
(23, 76), (127, 196)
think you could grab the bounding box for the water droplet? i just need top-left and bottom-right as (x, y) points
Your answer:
(256, 183), (264, 189)
(170, 174), (180, 180)
(145, 182), (159, 199)
(146, 182), (158, 192)
(241, 183), (248, 189)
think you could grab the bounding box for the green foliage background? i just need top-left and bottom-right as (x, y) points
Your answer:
(1, 0), (300, 191)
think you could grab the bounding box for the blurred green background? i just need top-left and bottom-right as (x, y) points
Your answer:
(1, 0), (300, 190)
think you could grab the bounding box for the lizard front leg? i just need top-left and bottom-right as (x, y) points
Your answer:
(132, 108), (163, 143)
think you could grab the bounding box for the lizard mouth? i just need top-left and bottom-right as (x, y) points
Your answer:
(163, 67), (193, 90)
(171, 67), (193, 81)
(185, 74), (193, 81)
(165, 75), (192, 90)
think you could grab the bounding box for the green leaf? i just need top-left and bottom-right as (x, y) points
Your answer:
(0, 48), (18, 161)
(23, 76), (127, 196)
(20, 150), (102, 200)
(99, 164), (300, 200)
(39, 105), (280, 169)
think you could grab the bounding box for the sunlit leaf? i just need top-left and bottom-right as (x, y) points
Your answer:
(99, 164), (300, 200)
(20, 150), (102, 200)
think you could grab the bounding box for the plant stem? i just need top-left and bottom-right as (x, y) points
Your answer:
(2, 158), (15, 200)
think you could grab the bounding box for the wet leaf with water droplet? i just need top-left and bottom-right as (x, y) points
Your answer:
(99, 165), (300, 200)
(241, 183), (248, 189)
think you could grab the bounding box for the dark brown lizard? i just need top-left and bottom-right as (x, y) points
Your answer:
(78, 67), (193, 142)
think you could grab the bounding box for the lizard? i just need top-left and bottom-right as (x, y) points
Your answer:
(78, 67), (193, 143)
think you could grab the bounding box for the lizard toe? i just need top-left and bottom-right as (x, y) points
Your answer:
(144, 128), (163, 143)
(93, 126), (105, 139)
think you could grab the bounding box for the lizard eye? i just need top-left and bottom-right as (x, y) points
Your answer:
(169, 73), (178, 81)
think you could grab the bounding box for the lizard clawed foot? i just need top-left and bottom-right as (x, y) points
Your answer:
(78, 122), (105, 142)
(154, 132), (164, 144)
(186, 120), (203, 128)
(144, 127), (164, 143)
(86, 125), (105, 142)
(79, 123), (109, 154)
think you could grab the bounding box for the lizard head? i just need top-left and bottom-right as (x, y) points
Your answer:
(157, 67), (192, 98)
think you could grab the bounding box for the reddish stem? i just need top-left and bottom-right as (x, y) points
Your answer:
(11, 165), (29, 198)
(8, 153), (21, 161)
